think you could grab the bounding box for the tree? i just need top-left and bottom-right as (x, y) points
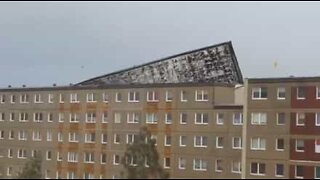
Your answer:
(17, 155), (42, 179)
(121, 126), (169, 179)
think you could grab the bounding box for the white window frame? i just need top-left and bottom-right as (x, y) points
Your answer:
(277, 112), (285, 125)
(277, 87), (286, 100)
(57, 152), (62, 161)
(216, 136), (224, 149)
(115, 92), (122, 102)
(69, 132), (79, 143)
(84, 152), (95, 163)
(9, 113), (14, 122)
(251, 138), (266, 151)
(86, 93), (96, 103)
(48, 94), (54, 103)
(127, 113), (139, 124)
(19, 112), (28, 122)
(252, 87), (267, 100)
(101, 134), (108, 144)
(0, 112), (4, 121)
(250, 162), (266, 176)
(296, 113), (305, 126)
(295, 165), (304, 179)
(315, 166), (320, 179)
(126, 134), (135, 144)
(165, 113), (172, 124)
(59, 94), (64, 103)
(165, 91), (173, 102)
(178, 157), (186, 170)
(85, 133), (95, 143)
(58, 132), (63, 142)
(194, 136), (208, 148)
(216, 113), (224, 125)
(102, 111), (108, 123)
(164, 135), (171, 147)
(67, 152), (78, 163)
(179, 136), (187, 147)
(0, 130), (4, 139)
(194, 113), (208, 125)
(232, 137), (242, 149)
(128, 91), (139, 103)
(275, 164), (284, 177)
(296, 139), (305, 152)
(146, 113), (158, 124)
(114, 112), (121, 123)
(17, 149), (27, 159)
(18, 130), (27, 141)
(147, 91), (159, 102)
(34, 94), (43, 103)
(47, 130), (52, 142)
(32, 131), (42, 141)
(181, 91), (188, 102)
(70, 93), (79, 103)
(233, 112), (243, 125)
(316, 112), (320, 126)
(7, 166), (12, 176)
(101, 154), (107, 164)
(297, 87), (306, 100)
(114, 134), (120, 144)
(102, 93), (109, 103)
(10, 95), (15, 104)
(46, 151), (52, 160)
(9, 130), (14, 140)
(113, 154), (120, 165)
(20, 94), (29, 103)
(215, 159), (223, 172)
(180, 113), (187, 124)
(276, 138), (284, 151)
(0, 94), (5, 104)
(8, 149), (13, 158)
(58, 113), (64, 123)
(195, 90), (209, 102)
(232, 161), (241, 174)
(86, 112), (96, 123)
(33, 112), (43, 122)
(163, 157), (171, 169)
(251, 113), (267, 125)
(193, 159), (207, 171)
(70, 113), (79, 123)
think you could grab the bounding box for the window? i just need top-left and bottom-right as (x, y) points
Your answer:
(127, 113), (139, 123)
(114, 113), (121, 123)
(101, 134), (108, 144)
(67, 172), (76, 179)
(164, 157), (170, 169)
(32, 131), (41, 141)
(86, 93), (96, 102)
(113, 154), (120, 165)
(147, 91), (159, 102)
(146, 113), (158, 124)
(47, 130), (52, 141)
(251, 113), (267, 125)
(180, 136), (187, 147)
(47, 113), (53, 122)
(115, 92), (122, 102)
(10, 95), (15, 104)
(58, 132), (63, 142)
(128, 91), (140, 102)
(19, 130), (27, 141)
(180, 113), (187, 124)
(165, 135), (171, 146)
(48, 94), (54, 103)
(126, 134), (136, 144)
(216, 113), (224, 125)
(297, 87), (306, 100)
(251, 138), (266, 150)
(7, 166), (12, 176)
(18, 149), (27, 159)
(84, 152), (95, 163)
(165, 113), (172, 124)
(0, 113), (4, 121)
(68, 152), (78, 162)
(295, 165), (304, 179)
(315, 167), (320, 179)
(86, 112), (96, 123)
(101, 153), (107, 164)
(85, 133), (96, 143)
(9, 130), (14, 140)
(233, 137), (242, 149)
(59, 94), (65, 103)
(251, 162), (266, 175)
(102, 93), (109, 102)
(276, 138), (284, 151)
(57, 152), (62, 161)
(46, 151), (52, 160)
(8, 149), (13, 158)
(0, 94), (5, 104)
(193, 159), (207, 171)
(10, 113), (15, 121)
(276, 164), (284, 177)
(181, 91), (188, 102)
(233, 113), (243, 125)
(277, 87), (286, 100)
(216, 160), (223, 172)
(316, 113), (320, 126)
(33, 112), (43, 122)
(296, 139), (305, 152)
(83, 173), (94, 179)
(195, 90), (209, 101)
(296, 113), (305, 126)
(70, 113), (79, 123)
(194, 136), (208, 147)
(195, 113), (208, 124)
(34, 94), (43, 103)
(232, 161), (241, 173)
(102, 111), (108, 123)
(20, 94), (29, 103)
(165, 91), (173, 102)
(32, 149), (40, 157)
(252, 87), (267, 99)
(19, 112), (28, 122)
(69, 132), (79, 143)
(178, 158), (186, 170)
(114, 134), (120, 144)
(216, 137), (224, 148)
(277, 113), (285, 125)
(58, 113), (64, 123)
(70, 93), (79, 103)
(0, 130), (4, 139)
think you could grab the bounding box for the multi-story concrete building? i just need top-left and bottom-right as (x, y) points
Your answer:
(1, 41), (320, 179)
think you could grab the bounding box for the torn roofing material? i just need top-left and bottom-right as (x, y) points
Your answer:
(76, 41), (243, 86)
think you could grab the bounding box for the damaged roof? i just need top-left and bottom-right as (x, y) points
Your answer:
(76, 41), (243, 86)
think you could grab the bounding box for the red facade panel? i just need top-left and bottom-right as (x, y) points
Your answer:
(290, 113), (320, 135)
(289, 165), (314, 179)
(290, 139), (320, 161)
(291, 86), (320, 108)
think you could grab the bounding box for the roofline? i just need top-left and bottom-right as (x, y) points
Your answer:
(247, 76), (320, 83)
(0, 82), (237, 92)
(228, 41), (243, 84)
(76, 41), (242, 86)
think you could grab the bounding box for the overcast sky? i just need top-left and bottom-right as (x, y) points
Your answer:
(1, 2), (320, 87)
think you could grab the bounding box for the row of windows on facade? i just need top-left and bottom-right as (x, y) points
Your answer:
(0, 90), (210, 104)
(0, 131), (241, 149)
(252, 86), (320, 100)
(0, 112), (243, 125)
(5, 157), (242, 178)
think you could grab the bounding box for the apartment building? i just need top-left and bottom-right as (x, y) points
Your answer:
(0, 41), (246, 179)
(244, 77), (320, 179)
